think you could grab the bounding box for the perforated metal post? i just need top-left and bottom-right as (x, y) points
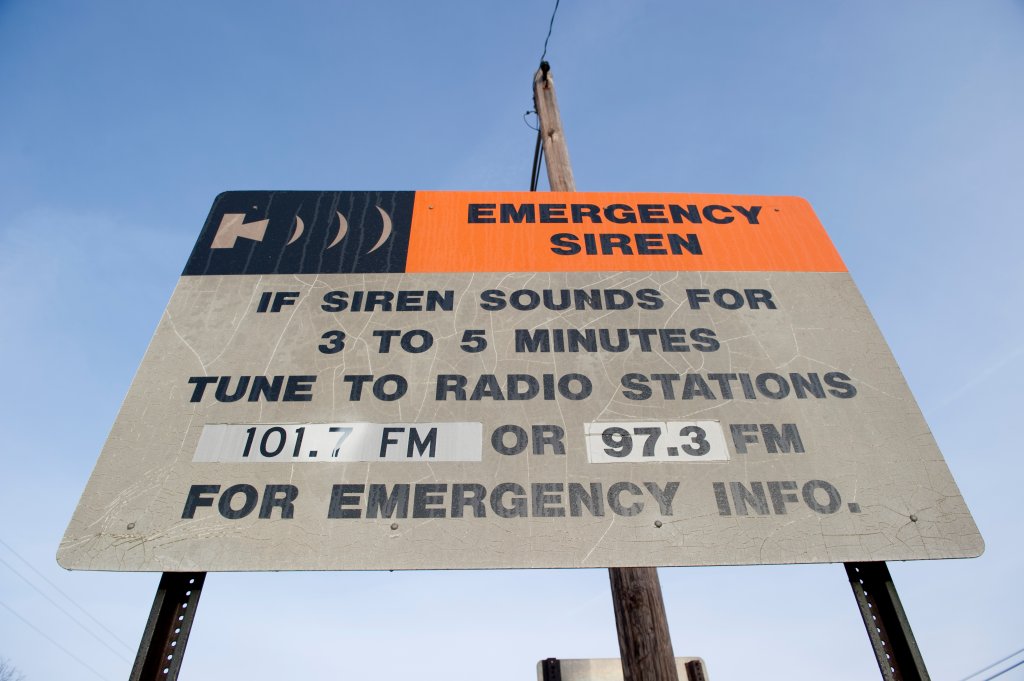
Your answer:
(130, 572), (206, 681)
(846, 562), (929, 681)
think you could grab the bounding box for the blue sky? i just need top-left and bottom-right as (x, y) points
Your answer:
(1, 1), (1022, 679)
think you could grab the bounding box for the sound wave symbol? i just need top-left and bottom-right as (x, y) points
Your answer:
(327, 212), (348, 249)
(327, 206), (391, 251)
(287, 216), (304, 245)
(327, 206), (393, 253)
(211, 207), (395, 253)
(367, 206), (393, 253)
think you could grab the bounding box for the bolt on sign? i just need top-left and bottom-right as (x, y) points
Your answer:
(58, 191), (983, 571)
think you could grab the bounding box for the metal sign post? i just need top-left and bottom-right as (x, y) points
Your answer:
(846, 562), (930, 680)
(129, 572), (205, 681)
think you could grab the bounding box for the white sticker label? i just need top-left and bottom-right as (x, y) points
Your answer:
(194, 422), (483, 462)
(585, 421), (729, 463)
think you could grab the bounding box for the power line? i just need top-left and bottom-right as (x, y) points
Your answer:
(530, 120), (544, 191)
(530, 0), (561, 190)
(959, 646), (1024, 681)
(522, 109), (539, 132)
(539, 0), (561, 64)
(0, 554), (132, 662)
(525, 105), (544, 190)
(983, 658), (1024, 681)
(0, 538), (134, 651)
(0, 599), (109, 681)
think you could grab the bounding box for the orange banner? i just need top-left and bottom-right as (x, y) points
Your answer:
(406, 192), (846, 273)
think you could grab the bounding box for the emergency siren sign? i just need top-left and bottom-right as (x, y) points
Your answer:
(58, 191), (982, 572)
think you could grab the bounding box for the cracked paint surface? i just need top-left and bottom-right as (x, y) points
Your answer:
(58, 270), (982, 571)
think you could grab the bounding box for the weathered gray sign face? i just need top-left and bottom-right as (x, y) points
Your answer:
(58, 191), (982, 571)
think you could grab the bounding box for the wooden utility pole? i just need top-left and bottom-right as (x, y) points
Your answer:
(532, 63), (575, 192)
(532, 61), (680, 681)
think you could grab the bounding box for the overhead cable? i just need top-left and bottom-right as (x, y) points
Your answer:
(0, 599), (109, 681)
(959, 646), (1024, 681)
(0, 538), (133, 651)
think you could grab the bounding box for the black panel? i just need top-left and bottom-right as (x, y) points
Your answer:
(183, 191), (415, 275)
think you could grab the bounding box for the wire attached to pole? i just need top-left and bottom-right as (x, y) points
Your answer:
(530, 0), (561, 190)
(530, 126), (544, 191)
(539, 0), (561, 64)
